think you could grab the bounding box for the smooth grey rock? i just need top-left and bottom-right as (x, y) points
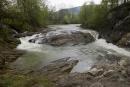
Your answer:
(28, 30), (95, 46)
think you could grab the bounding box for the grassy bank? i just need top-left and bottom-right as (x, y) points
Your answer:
(0, 72), (54, 87)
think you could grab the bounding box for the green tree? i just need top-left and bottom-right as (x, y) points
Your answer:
(102, 0), (119, 8)
(0, 0), (49, 33)
(0, 0), (9, 20)
(79, 1), (109, 28)
(17, 0), (48, 27)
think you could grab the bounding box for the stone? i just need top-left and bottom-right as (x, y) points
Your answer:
(36, 58), (78, 78)
(90, 82), (104, 87)
(88, 68), (104, 76)
(28, 29), (95, 46)
(103, 70), (115, 77)
(127, 66), (130, 75)
(119, 59), (128, 66)
(117, 33), (130, 47)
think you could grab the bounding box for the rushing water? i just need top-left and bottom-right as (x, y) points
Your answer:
(11, 24), (130, 73)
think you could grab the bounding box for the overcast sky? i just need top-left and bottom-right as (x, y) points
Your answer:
(47, 0), (102, 10)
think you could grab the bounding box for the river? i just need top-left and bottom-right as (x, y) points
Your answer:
(10, 24), (130, 73)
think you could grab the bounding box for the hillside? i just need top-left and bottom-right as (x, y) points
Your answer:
(58, 6), (81, 15)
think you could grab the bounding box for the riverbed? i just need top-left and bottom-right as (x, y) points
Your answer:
(10, 24), (130, 73)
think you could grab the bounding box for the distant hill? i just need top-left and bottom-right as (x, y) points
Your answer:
(67, 7), (81, 14)
(59, 6), (81, 15)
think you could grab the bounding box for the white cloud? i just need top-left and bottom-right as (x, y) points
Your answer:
(47, 0), (102, 10)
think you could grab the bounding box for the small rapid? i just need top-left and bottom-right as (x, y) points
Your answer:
(11, 24), (130, 73)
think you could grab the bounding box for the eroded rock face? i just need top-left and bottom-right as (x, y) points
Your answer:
(35, 57), (79, 82)
(0, 50), (24, 69)
(36, 54), (130, 87)
(55, 54), (130, 87)
(117, 33), (130, 47)
(39, 58), (78, 73)
(28, 29), (96, 46)
(99, 3), (130, 45)
(26, 53), (129, 87)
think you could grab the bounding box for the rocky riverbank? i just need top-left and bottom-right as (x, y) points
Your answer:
(27, 53), (130, 87)
(0, 39), (24, 72)
(0, 27), (56, 87)
(1, 24), (130, 87)
(12, 24), (130, 87)
(98, 2), (130, 48)
(0, 25), (49, 71)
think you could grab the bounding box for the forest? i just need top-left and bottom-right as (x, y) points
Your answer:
(0, 0), (130, 87)
(0, 0), (129, 33)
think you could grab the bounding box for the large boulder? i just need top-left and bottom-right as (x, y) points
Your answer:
(35, 57), (78, 82)
(28, 29), (96, 46)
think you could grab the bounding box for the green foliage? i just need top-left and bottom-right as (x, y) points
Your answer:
(102, 0), (119, 8)
(0, 0), (10, 21)
(63, 13), (79, 24)
(0, 0), (49, 34)
(0, 73), (53, 87)
(0, 28), (10, 39)
(79, 1), (110, 28)
(17, 0), (49, 27)
(79, 0), (130, 29)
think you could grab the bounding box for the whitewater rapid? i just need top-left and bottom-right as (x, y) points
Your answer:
(11, 24), (130, 73)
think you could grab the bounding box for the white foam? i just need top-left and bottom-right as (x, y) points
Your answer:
(95, 39), (130, 57)
(15, 24), (130, 73)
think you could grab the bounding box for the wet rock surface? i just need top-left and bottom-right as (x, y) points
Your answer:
(58, 54), (130, 87)
(0, 35), (24, 70)
(34, 57), (79, 82)
(28, 29), (96, 46)
(30, 53), (130, 87)
(0, 49), (24, 70)
(6, 24), (130, 87)
(117, 33), (130, 47)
